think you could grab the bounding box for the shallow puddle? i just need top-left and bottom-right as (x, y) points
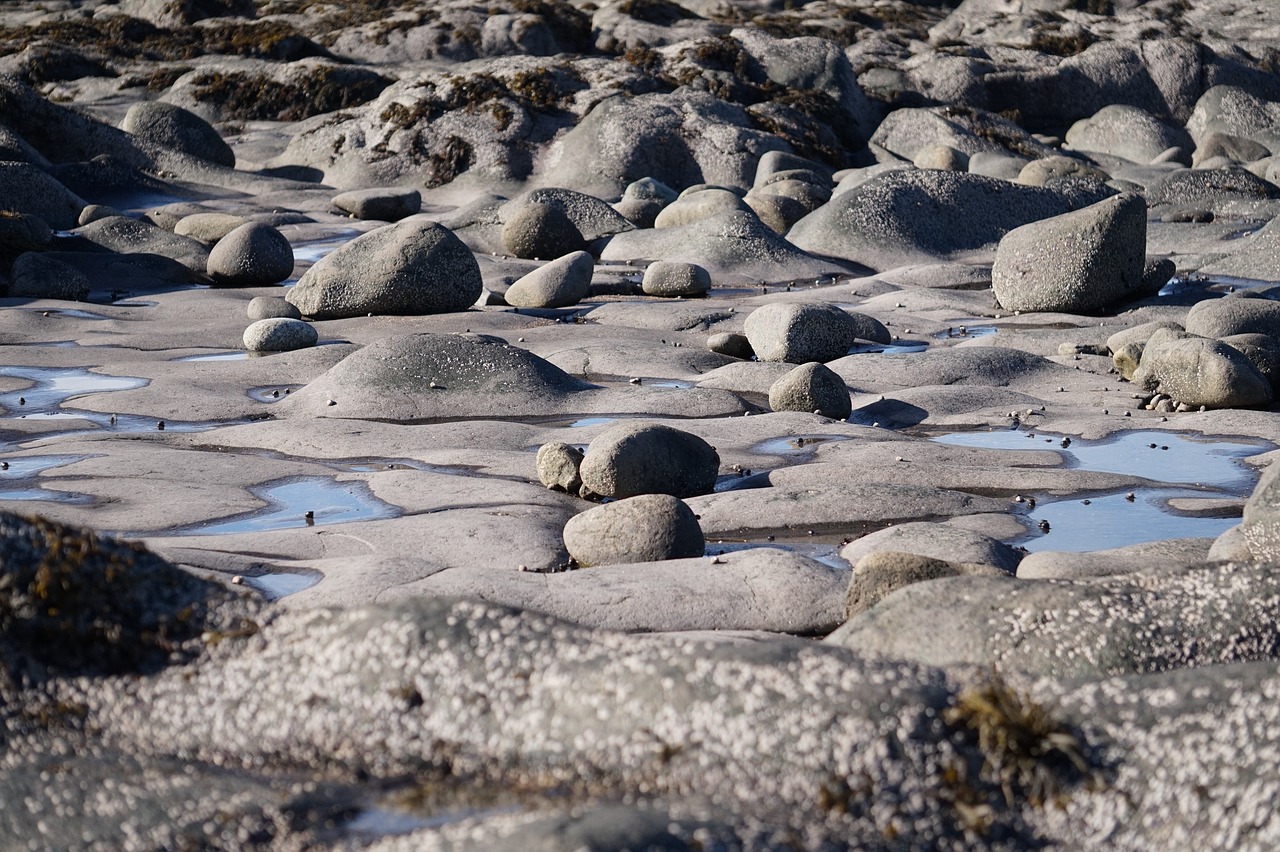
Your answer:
(847, 341), (929, 355)
(176, 352), (251, 362)
(0, 454), (95, 504)
(292, 230), (361, 264)
(1021, 489), (1239, 553)
(242, 571), (321, 600)
(705, 539), (849, 570)
(0, 365), (148, 412)
(934, 428), (1266, 489)
(933, 324), (999, 340)
(751, 434), (852, 455)
(164, 476), (399, 536)
(248, 385), (300, 403)
(23, 308), (111, 321)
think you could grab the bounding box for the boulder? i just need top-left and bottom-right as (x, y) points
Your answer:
(8, 252), (90, 300)
(840, 521), (1022, 575)
(768, 362), (851, 420)
(1243, 462), (1280, 561)
(121, 101), (234, 168)
(613, 176), (677, 228)
(536, 442), (584, 494)
(1133, 334), (1272, 409)
(75, 215), (211, 272)
(1186, 296), (1280, 339)
(286, 221), (481, 318)
(246, 295), (301, 320)
(641, 261), (710, 298)
(0, 162), (86, 230)
(991, 193), (1148, 314)
(503, 250), (594, 308)
(174, 212), (249, 244)
(331, 187), (421, 221)
(207, 222), (294, 287)
(1065, 104), (1193, 165)
(654, 189), (749, 229)
(579, 422), (719, 499)
(242, 318), (317, 353)
(500, 200), (585, 260)
(845, 551), (1005, 619)
(563, 494), (704, 567)
(744, 302), (889, 363)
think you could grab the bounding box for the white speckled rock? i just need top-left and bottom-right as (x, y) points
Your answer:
(243, 318), (317, 352)
(207, 222), (295, 287)
(768, 362), (851, 419)
(641, 261), (710, 298)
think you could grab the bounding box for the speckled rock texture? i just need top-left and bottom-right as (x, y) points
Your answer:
(579, 422), (720, 499)
(745, 302), (889, 363)
(562, 493), (704, 567)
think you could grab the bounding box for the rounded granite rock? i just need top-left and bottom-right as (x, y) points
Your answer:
(0, 161), (86, 230)
(242, 318), (317, 352)
(207, 222), (295, 287)
(744, 302), (889, 364)
(768, 362), (851, 420)
(287, 221), (482, 319)
(8, 252), (90, 300)
(1065, 104), (1193, 165)
(500, 200), (585, 260)
(504, 250), (594, 308)
(121, 101), (234, 167)
(1133, 334), (1273, 409)
(536, 442), (585, 494)
(641, 261), (710, 298)
(579, 422), (720, 500)
(845, 551), (1005, 619)
(332, 187), (421, 222)
(246, 295), (302, 321)
(1186, 296), (1280, 339)
(563, 493), (705, 567)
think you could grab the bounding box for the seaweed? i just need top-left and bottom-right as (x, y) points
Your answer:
(187, 66), (393, 122)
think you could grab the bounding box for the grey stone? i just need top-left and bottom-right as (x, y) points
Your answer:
(1197, 215), (1280, 281)
(579, 422), (719, 499)
(768, 362), (851, 420)
(868, 106), (1054, 163)
(1243, 462), (1280, 561)
(1107, 319), (1185, 354)
(1065, 104), (1193, 165)
(654, 188), (749, 229)
(287, 221), (481, 319)
(1221, 333), (1280, 390)
(207, 222), (294, 287)
(1017, 538), (1215, 580)
(0, 161), (86, 230)
(246, 296), (301, 321)
(742, 190), (811, 233)
(500, 200), (585, 260)
(1186, 85), (1280, 152)
(828, 561), (1280, 678)
(8, 252), (90, 300)
(174, 212), (248, 244)
(991, 193), (1148, 314)
(0, 212), (52, 256)
(912, 144), (968, 171)
(613, 177), (677, 228)
(840, 522), (1022, 575)
(75, 215), (211, 272)
(641, 261), (710, 298)
(706, 332), (753, 359)
(331, 187), (421, 221)
(1186, 296), (1280, 339)
(504, 250), (594, 308)
(121, 101), (234, 168)
(242, 318), (317, 353)
(846, 551), (1005, 619)
(1016, 156), (1110, 187)
(1194, 132), (1271, 167)
(1133, 332), (1273, 409)
(788, 169), (1073, 270)
(77, 204), (120, 226)
(535, 442), (584, 494)
(563, 494), (704, 567)
(744, 302), (890, 364)
(1146, 167), (1280, 207)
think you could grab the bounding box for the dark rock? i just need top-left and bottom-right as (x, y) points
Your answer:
(121, 101), (234, 168)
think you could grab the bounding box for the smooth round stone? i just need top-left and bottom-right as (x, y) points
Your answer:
(580, 422), (720, 499)
(175, 212), (249, 244)
(744, 302), (889, 363)
(207, 222), (295, 287)
(563, 494), (705, 567)
(332, 187), (421, 222)
(641, 261), (710, 298)
(536, 442), (584, 494)
(500, 200), (585, 260)
(846, 552), (1004, 618)
(121, 100), (234, 167)
(504, 250), (594, 308)
(8, 251), (90, 300)
(706, 332), (753, 360)
(243, 318), (318, 352)
(246, 296), (302, 321)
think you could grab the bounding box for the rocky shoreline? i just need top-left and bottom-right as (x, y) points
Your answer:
(5, 0), (1280, 848)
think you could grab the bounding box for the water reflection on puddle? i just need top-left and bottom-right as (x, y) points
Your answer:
(1022, 489), (1239, 553)
(704, 540), (848, 570)
(165, 476), (399, 536)
(177, 352), (251, 362)
(242, 571), (321, 600)
(0, 454), (94, 504)
(752, 434), (852, 455)
(847, 341), (928, 355)
(293, 231), (361, 264)
(933, 324), (999, 340)
(248, 385), (299, 403)
(0, 365), (148, 411)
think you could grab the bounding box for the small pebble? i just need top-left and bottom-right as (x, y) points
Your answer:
(156, 421), (165, 431)
(1126, 492), (1136, 501)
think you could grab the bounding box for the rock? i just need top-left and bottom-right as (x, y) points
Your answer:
(1133, 334), (1272, 409)
(828, 561), (1280, 678)
(7, 252), (90, 300)
(501, 188), (635, 243)
(991, 193), (1148, 314)
(744, 302), (889, 363)
(1064, 104), (1193, 165)
(1186, 296), (1280, 339)
(77, 204), (120, 226)
(122, 0), (256, 27)
(1243, 462), (1280, 561)
(840, 522), (1023, 575)
(788, 169), (1073, 270)
(1142, 256), (1176, 293)
(503, 250), (594, 308)
(174, 212), (249, 244)
(206, 222), (294, 287)
(563, 494), (704, 567)
(868, 106), (1053, 163)
(120, 101), (235, 168)
(846, 551), (1005, 619)
(246, 296), (301, 321)
(1146, 167), (1280, 207)
(500, 200), (585, 260)
(706, 332), (753, 359)
(286, 221), (481, 319)
(1107, 320), (1185, 354)
(0, 162), (86, 230)
(536, 442), (584, 494)
(613, 177), (677, 228)
(912, 145), (968, 171)
(579, 422), (719, 499)
(654, 188), (749, 229)
(1193, 132), (1271, 167)
(742, 191), (810, 233)
(1196, 215), (1280, 281)
(0, 212), (52, 256)
(242, 318), (317, 353)
(331, 187), (421, 221)
(39, 250), (206, 292)
(1016, 155), (1110, 187)
(75, 215), (211, 272)
(1017, 538), (1215, 580)
(1186, 85), (1280, 152)
(768, 362), (851, 420)
(0, 510), (247, 683)
(641, 261), (710, 298)
(1221, 333), (1280, 390)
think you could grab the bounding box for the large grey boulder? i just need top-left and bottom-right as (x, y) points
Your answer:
(121, 101), (234, 168)
(1186, 297), (1280, 339)
(563, 494), (704, 567)
(74, 215), (211, 272)
(1064, 104), (1193, 164)
(828, 562), (1280, 678)
(206, 222), (294, 287)
(1242, 462), (1280, 561)
(768, 362), (851, 420)
(579, 422), (719, 499)
(641, 261), (710, 298)
(653, 188), (750, 229)
(500, 200), (585, 259)
(1146, 167), (1280, 207)
(744, 302), (889, 363)
(1186, 85), (1280, 152)
(331, 187), (421, 221)
(867, 105), (1054, 163)
(991, 193), (1148, 314)
(7, 252), (90, 300)
(503, 250), (593, 308)
(1132, 334), (1273, 409)
(788, 169), (1073, 270)
(1197, 215), (1280, 281)
(0, 162), (86, 230)
(286, 221), (481, 319)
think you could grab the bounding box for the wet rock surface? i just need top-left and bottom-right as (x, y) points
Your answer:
(4, 0), (1280, 846)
